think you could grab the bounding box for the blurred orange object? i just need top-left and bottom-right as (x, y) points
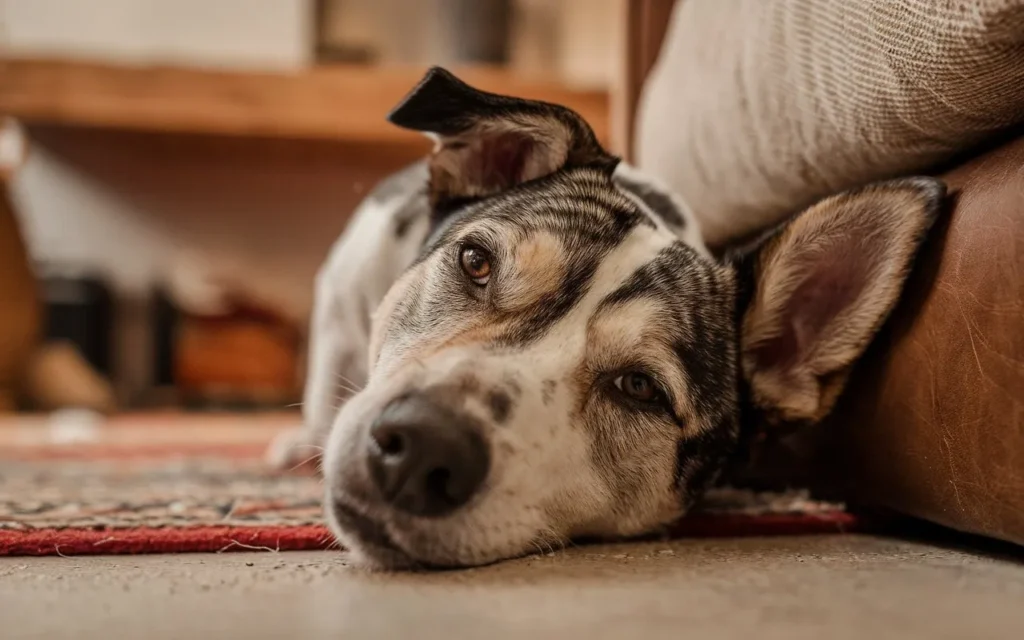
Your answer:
(174, 305), (301, 406)
(0, 172), (41, 411)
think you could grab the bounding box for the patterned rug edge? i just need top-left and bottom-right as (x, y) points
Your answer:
(0, 512), (866, 557)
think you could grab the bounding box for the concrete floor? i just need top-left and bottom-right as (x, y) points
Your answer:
(2, 535), (1023, 640)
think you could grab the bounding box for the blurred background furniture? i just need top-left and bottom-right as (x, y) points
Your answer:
(0, 0), (616, 407)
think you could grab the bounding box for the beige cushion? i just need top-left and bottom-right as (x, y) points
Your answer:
(636, 0), (1024, 246)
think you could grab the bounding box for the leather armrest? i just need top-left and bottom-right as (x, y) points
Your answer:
(821, 136), (1024, 546)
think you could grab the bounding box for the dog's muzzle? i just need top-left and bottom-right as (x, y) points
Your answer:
(364, 394), (490, 517)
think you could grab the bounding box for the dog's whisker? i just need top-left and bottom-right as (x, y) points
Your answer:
(334, 383), (361, 396)
(286, 453), (324, 474)
(332, 372), (365, 391)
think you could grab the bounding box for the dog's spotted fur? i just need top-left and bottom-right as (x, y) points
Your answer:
(269, 68), (946, 570)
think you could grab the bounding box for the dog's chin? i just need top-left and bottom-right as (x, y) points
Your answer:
(326, 496), (545, 571)
(327, 498), (423, 571)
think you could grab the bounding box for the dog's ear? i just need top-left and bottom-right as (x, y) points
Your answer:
(735, 178), (945, 427)
(388, 67), (616, 207)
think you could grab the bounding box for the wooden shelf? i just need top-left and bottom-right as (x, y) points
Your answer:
(0, 58), (610, 150)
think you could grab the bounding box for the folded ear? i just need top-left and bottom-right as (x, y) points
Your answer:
(736, 178), (946, 426)
(388, 67), (616, 208)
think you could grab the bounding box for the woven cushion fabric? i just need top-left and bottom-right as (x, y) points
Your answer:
(636, 0), (1024, 247)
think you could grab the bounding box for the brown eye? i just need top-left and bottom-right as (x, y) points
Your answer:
(614, 372), (661, 404)
(460, 245), (492, 285)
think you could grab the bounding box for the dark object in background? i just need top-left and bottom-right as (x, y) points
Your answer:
(151, 286), (301, 410)
(439, 0), (512, 64)
(39, 268), (113, 378)
(312, 0), (511, 66)
(152, 287), (178, 388)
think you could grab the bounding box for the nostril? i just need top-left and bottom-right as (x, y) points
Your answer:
(375, 430), (407, 457)
(425, 467), (452, 503)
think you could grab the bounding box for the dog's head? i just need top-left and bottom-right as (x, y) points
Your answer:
(324, 68), (944, 569)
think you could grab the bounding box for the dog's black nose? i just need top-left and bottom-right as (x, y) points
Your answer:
(367, 396), (489, 517)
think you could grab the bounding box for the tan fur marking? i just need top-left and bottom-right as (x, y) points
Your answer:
(584, 298), (700, 430)
(370, 228), (567, 372)
(500, 231), (565, 311)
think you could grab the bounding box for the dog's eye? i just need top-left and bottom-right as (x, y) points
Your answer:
(460, 245), (492, 285)
(613, 372), (662, 404)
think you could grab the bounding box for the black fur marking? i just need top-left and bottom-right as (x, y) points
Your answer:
(673, 412), (738, 505)
(387, 67), (618, 213)
(603, 244), (699, 305)
(388, 67), (525, 136)
(675, 338), (732, 418)
(504, 256), (600, 345)
(487, 389), (513, 424)
(613, 173), (687, 229)
(387, 67), (612, 170)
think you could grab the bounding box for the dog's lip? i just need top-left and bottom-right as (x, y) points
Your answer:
(328, 497), (423, 567)
(330, 498), (400, 550)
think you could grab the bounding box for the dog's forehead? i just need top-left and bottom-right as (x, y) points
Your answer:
(429, 168), (649, 247)
(409, 168), (733, 354)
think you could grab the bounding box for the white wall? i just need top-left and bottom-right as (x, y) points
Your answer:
(0, 0), (313, 70)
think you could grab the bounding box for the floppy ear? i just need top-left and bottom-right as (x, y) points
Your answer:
(388, 67), (616, 208)
(736, 178), (946, 426)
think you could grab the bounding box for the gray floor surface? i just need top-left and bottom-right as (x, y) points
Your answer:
(3, 534), (1023, 639)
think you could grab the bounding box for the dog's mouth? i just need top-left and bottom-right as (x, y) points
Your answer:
(328, 498), (422, 569)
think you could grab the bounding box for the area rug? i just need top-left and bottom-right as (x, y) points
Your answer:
(0, 412), (863, 556)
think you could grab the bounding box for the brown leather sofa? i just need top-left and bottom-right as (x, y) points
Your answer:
(622, 1), (1024, 547)
(820, 137), (1024, 546)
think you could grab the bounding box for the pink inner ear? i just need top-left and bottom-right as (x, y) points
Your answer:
(469, 131), (536, 192)
(753, 243), (869, 371)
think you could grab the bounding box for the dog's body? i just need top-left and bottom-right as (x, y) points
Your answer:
(272, 69), (944, 570)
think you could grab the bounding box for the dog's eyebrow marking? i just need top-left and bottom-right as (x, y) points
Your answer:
(498, 229), (566, 311)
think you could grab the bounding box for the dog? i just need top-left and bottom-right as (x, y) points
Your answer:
(269, 67), (944, 570)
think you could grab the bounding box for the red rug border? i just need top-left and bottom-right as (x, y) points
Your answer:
(0, 512), (865, 557)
